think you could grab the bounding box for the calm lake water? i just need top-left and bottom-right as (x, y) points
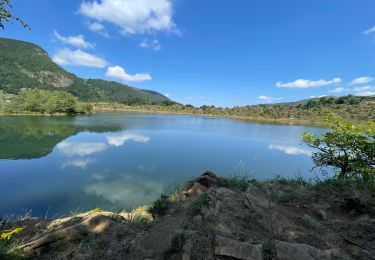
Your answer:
(0, 113), (325, 218)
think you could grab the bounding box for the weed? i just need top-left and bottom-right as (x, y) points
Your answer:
(127, 206), (152, 228)
(92, 207), (103, 213)
(149, 198), (169, 217)
(191, 193), (209, 216)
(221, 175), (250, 192)
(1, 228), (24, 241)
(170, 229), (185, 251)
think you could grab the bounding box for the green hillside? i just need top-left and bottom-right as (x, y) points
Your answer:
(0, 37), (169, 104)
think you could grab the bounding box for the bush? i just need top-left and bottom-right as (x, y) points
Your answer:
(191, 194), (209, 216)
(302, 115), (375, 189)
(14, 89), (92, 114)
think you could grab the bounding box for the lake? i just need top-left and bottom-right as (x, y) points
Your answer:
(0, 113), (325, 219)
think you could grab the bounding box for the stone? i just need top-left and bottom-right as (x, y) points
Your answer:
(311, 201), (331, 210)
(315, 209), (328, 221)
(275, 241), (351, 260)
(346, 245), (363, 259)
(215, 235), (262, 260)
(195, 171), (220, 187)
(246, 183), (271, 209)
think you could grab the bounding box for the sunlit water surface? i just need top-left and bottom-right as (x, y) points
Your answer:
(0, 113), (325, 218)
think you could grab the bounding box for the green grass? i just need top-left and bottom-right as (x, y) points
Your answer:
(220, 175), (251, 192)
(191, 194), (209, 216)
(169, 229), (185, 251)
(0, 228), (25, 260)
(148, 198), (170, 217)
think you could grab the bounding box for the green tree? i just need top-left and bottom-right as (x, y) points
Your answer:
(302, 115), (375, 179)
(0, 0), (29, 29)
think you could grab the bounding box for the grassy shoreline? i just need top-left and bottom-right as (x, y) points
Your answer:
(1, 172), (374, 259)
(92, 103), (330, 127)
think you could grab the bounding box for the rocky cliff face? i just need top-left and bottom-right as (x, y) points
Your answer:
(2, 172), (374, 259)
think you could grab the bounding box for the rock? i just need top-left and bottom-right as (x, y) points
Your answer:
(342, 188), (366, 213)
(347, 245), (363, 259)
(275, 240), (351, 260)
(315, 209), (328, 221)
(246, 183), (271, 209)
(215, 235), (262, 260)
(196, 171), (220, 187)
(182, 239), (193, 260)
(311, 201), (331, 210)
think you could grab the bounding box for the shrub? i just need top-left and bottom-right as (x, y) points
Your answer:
(191, 194), (209, 216)
(302, 115), (375, 190)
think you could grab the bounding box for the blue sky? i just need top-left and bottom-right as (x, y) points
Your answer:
(1, 0), (375, 106)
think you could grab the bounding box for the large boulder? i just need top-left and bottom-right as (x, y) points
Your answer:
(275, 240), (351, 260)
(215, 235), (263, 260)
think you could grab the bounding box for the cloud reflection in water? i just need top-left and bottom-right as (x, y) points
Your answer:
(84, 175), (164, 208)
(106, 132), (150, 147)
(57, 141), (108, 157)
(268, 144), (312, 156)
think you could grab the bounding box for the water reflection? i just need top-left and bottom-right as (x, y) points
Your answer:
(84, 175), (164, 209)
(106, 131), (150, 147)
(0, 113), (326, 217)
(268, 144), (312, 156)
(57, 141), (108, 157)
(0, 115), (120, 160)
(61, 158), (95, 169)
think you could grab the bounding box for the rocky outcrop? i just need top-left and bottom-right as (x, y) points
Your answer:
(2, 172), (375, 259)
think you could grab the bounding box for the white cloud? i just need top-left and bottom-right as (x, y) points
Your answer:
(53, 48), (108, 68)
(258, 95), (282, 104)
(309, 95), (328, 98)
(352, 85), (375, 92)
(363, 25), (375, 34)
(105, 65), (152, 82)
(355, 91), (375, 96)
(57, 141), (108, 157)
(88, 22), (109, 37)
(349, 76), (374, 85)
(276, 78), (342, 89)
(61, 158), (95, 169)
(79, 0), (179, 35)
(164, 93), (170, 98)
(106, 131), (150, 147)
(53, 30), (95, 49)
(329, 87), (350, 93)
(140, 39), (161, 51)
(268, 144), (312, 157)
(84, 175), (164, 207)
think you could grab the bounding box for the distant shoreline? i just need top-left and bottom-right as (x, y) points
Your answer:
(93, 103), (328, 127)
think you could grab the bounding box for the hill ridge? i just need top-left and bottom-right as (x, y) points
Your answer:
(0, 37), (170, 104)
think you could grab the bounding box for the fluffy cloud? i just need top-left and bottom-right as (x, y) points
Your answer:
(349, 76), (374, 85)
(105, 65), (152, 82)
(140, 39), (161, 51)
(57, 141), (108, 157)
(79, 0), (179, 35)
(84, 175), (164, 207)
(268, 144), (312, 157)
(352, 85), (375, 92)
(61, 158), (95, 169)
(88, 22), (109, 37)
(53, 30), (95, 49)
(363, 25), (375, 34)
(258, 95), (282, 104)
(329, 87), (350, 93)
(106, 131), (150, 147)
(328, 85), (375, 94)
(276, 78), (342, 89)
(52, 48), (108, 68)
(355, 91), (375, 96)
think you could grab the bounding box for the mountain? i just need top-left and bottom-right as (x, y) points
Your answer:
(0, 37), (170, 104)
